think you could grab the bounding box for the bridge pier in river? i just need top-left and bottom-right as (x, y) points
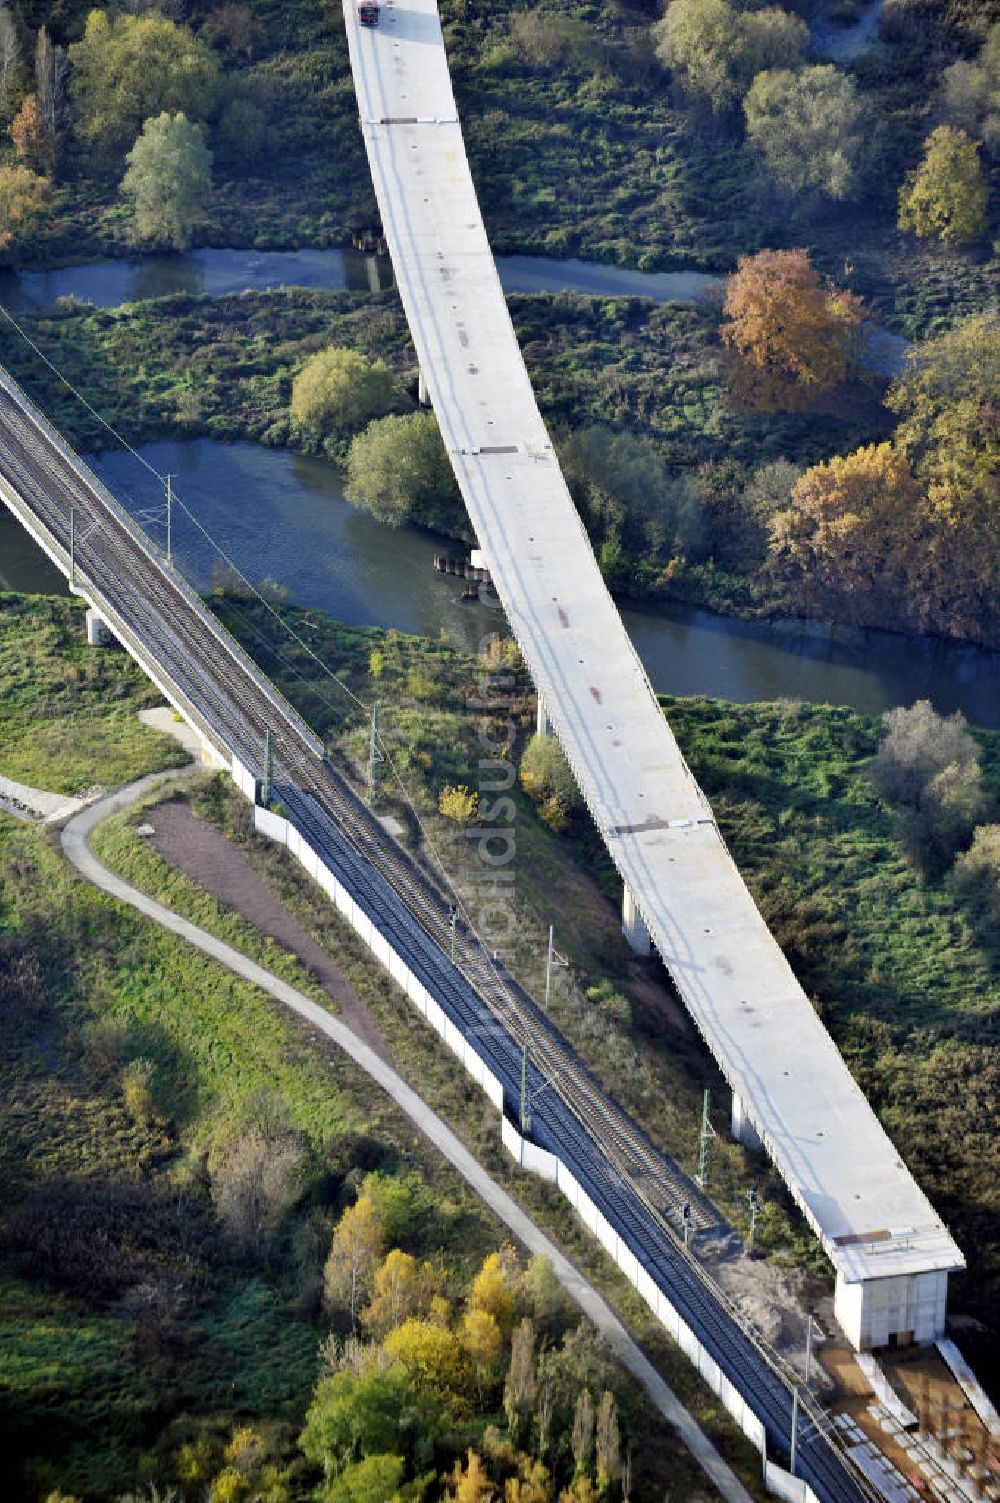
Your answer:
(621, 885), (652, 956)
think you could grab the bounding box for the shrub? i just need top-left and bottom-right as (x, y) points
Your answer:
(438, 784), (479, 823)
(870, 700), (986, 872)
(291, 346), (395, 435)
(951, 824), (1000, 936)
(345, 412), (465, 533)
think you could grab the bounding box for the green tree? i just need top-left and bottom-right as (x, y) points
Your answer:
(653, 0), (806, 113)
(0, 5), (20, 122)
(503, 1318), (537, 1444)
(0, 163), (48, 256)
(520, 732), (581, 832)
(594, 1393), (620, 1495)
(558, 427), (696, 584)
(210, 1121), (305, 1257)
(120, 112), (212, 251)
(951, 824), (1000, 935)
(69, 10), (220, 160)
(291, 346), (395, 435)
(898, 126), (988, 245)
(326, 1455), (406, 1503)
(345, 412), (464, 533)
(34, 27), (68, 177)
(300, 1368), (414, 1483)
(571, 1389), (595, 1477)
(744, 65), (865, 200)
(215, 96), (269, 169)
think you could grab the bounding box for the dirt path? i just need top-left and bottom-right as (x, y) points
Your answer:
(144, 795), (391, 1063)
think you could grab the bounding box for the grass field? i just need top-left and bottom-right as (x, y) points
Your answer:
(0, 593), (187, 793)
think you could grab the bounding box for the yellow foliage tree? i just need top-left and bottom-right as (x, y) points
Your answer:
(506, 1459), (553, 1503)
(886, 312), (1000, 641)
(383, 1316), (470, 1411)
(720, 248), (864, 411)
(898, 126), (988, 245)
(767, 443), (925, 626)
(363, 1248), (436, 1338)
(461, 1305), (503, 1400)
(208, 1467), (250, 1503)
(438, 784), (479, 823)
(468, 1248), (517, 1337)
(444, 1450), (495, 1503)
(0, 163), (48, 255)
(10, 94), (45, 170)
(324, 1194), (385, 1330)
(291, 346), (395, 434)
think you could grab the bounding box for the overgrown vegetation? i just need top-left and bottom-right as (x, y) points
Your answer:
(197, 596), (1000, 1399)
(0, 593), (757, 1499)
(0, 590), (186, 791)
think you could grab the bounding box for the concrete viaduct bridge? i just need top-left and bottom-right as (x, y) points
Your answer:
(0, 4), (967, 1498)
(341, 0), (962, 1356)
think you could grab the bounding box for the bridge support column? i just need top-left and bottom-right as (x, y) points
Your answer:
(366, 255), (382, 294)
(536, 693), (551, 739)
(85, 607), (113, 647)
(418, 365), (430, 406)
(622, 885), (651, 957)
(731, 1092), (763, 1151)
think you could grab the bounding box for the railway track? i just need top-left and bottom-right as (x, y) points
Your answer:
(0, 378), (883, 1503)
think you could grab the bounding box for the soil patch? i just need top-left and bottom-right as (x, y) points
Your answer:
(144, 796), (391, 1062)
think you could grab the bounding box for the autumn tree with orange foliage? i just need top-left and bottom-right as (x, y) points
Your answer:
(720, 248), (864, 411)
(10, 95), (45, 171)
(767, 443), (925, 626)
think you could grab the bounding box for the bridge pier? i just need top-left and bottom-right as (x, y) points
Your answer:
(85, 607), (113, 648)
(622, 885), (651, 957)
(536, 693), (551, 739)
(731, 1092), (763, 1151)
(418, 365), (429, 405)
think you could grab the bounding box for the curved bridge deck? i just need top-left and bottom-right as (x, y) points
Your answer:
(341, 0), (962, 1296)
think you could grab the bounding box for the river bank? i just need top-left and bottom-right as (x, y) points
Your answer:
(5, 436), (999, 726)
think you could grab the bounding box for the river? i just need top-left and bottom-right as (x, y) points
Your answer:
(3, 437), (994, 727)
(0, 251), (987, 723)
(0, 247), (724, 315)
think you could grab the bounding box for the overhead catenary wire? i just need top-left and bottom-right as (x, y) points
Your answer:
(0, 292), (885, 1503)
(0, 295), (514, 983)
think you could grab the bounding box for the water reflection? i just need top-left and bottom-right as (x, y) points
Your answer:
(64, 438), (1000, 729)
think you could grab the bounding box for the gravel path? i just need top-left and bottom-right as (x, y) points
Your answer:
(143, 794), (390, 1062)
(61, 772), (755, 1503)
